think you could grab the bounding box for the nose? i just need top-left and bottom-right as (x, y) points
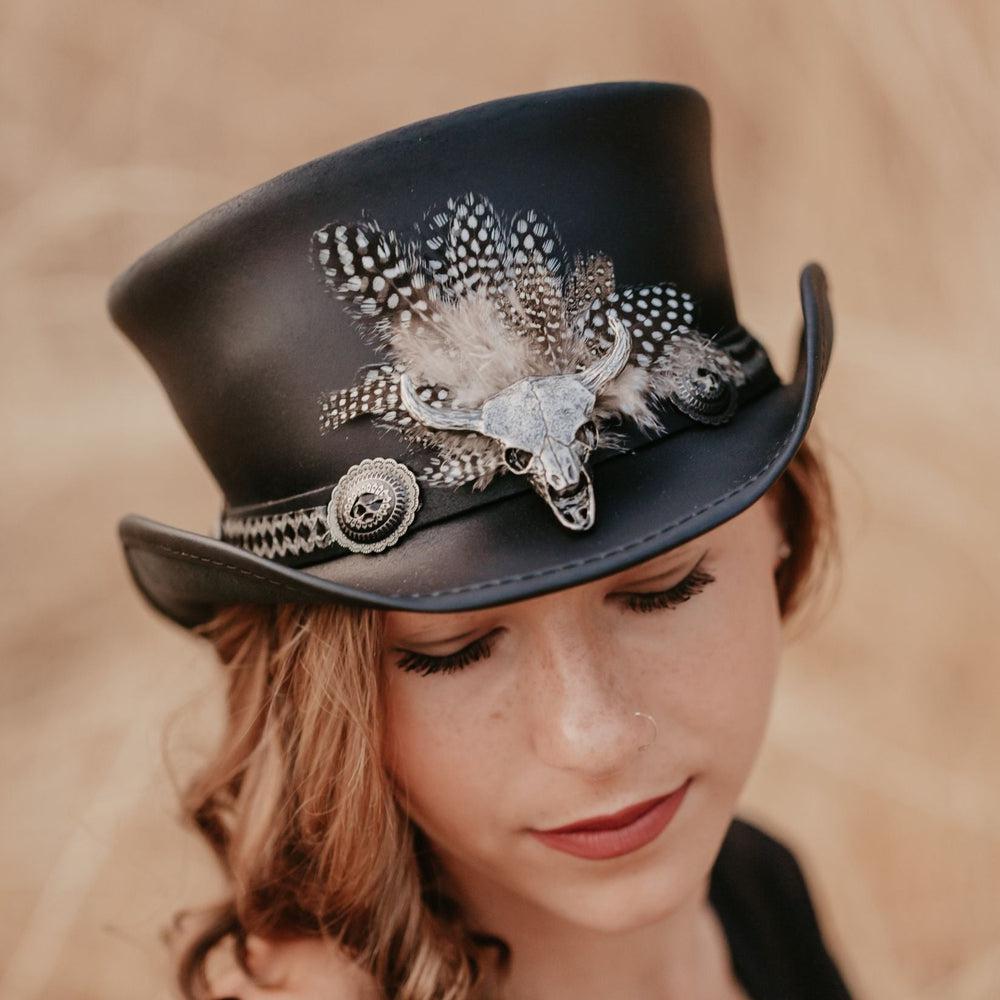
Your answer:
(524, 610), (645, 777)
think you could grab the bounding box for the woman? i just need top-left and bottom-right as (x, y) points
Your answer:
(110, 82), (854, 999)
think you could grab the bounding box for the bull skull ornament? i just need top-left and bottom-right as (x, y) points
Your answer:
(398, 315), (631, 529)
(314, 191), (746, 539)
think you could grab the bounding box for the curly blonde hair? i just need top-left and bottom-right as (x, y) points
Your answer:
(174, 434), (838, 1000)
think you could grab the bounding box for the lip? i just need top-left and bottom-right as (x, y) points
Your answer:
(528, 778), (692, 860)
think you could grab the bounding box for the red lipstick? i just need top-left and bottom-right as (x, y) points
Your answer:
(528, 778), (692, 860)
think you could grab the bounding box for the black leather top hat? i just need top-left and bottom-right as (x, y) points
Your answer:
(110, 81), (833, 629)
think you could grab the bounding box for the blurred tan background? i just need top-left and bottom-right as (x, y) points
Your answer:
(2, 1), (998, 998)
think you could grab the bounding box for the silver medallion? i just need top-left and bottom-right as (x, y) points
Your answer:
(327, 457), (421, 554)
(669, 365), (739, 425)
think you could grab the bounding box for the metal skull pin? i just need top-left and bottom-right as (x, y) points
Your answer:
(327, 457), (421, 554)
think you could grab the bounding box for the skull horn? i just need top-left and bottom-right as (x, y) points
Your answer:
(578, 313), (631, 392)
(398, 373), (485, 432)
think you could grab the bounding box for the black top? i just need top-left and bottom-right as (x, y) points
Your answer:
(709, 817), (856, 1000)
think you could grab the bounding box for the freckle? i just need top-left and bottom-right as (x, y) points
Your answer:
(488, 709), (506, 722)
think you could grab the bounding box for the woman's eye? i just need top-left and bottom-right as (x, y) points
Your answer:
(394, 629), (501, 676)
(616, 563), (716, 614)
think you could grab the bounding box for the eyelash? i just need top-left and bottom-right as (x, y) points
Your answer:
(619, 565), (716, 614)
(393, 562), (716, 677)
(395, 631), (500, 677)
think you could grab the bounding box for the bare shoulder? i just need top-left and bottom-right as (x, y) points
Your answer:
(207, 934), (380, 999)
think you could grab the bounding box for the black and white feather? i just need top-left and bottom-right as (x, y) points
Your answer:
(314, 192), (747, 489)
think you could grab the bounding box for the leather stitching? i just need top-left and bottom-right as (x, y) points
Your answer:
(125, 416), (799, 604)
(404, 421), (797, 597)
(124, 544), (322, 598)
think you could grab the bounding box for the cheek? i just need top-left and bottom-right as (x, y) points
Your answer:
(707, 579), (781, 779)
(382, 670), (514, 856)
(634, 556), (782, 787)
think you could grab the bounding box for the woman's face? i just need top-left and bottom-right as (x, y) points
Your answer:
(381, 495), (786, 933)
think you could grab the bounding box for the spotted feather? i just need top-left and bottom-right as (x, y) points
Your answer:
(574, 283), (698, 366)
(319, 363), (402, 433)
(422, 192), (510, 299)
(506, 207), (566, 275)
(493, 263), (566, 364)
(417, 449), (503, 489)
(314, 192), (748, 505)
(313, 222), (442, 344)
(564, 253), (616, 325)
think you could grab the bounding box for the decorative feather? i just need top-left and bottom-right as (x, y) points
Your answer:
(387, 289), (549, 408)
(313, 221), (442, 345)
(572, 283), (697, 359)
(418, 448), (504, 490)
(423, 192), (510, 299)
(494, 264), (567, 365)
(564, 252), (616, 328)
(319, 363), (405, 433)
(507, 206), (566, 273)
(314, 191), (748, 489)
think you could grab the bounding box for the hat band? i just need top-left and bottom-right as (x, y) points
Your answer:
(215, 328), (777, 566)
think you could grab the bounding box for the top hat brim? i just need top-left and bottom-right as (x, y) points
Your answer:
(118, 263), (832, 630)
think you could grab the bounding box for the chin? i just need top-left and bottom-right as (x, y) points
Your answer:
(535, 844), (706, 934)
(548, 879), (695, 935)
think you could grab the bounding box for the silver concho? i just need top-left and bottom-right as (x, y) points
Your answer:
(327, 457), (421, 554)
(669, 367), (739, 425)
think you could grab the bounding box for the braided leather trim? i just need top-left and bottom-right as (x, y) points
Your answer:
(219, 506), (332, 560)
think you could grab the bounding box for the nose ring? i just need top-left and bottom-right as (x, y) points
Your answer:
(633, 711), (658, 752)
